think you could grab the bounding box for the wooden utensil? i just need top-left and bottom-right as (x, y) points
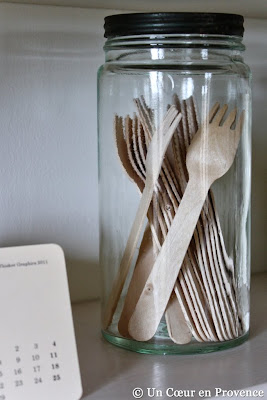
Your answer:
(118, 225), (192, 344)
(136, 96), (216, 342)
(103, 106), (182, 329)
(171, 95), (241, 340)
(131, 97), (213, 342)
(129, 103), (244, 341)
(117, 114), (191, 344)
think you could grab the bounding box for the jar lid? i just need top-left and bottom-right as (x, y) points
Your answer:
(104, 12), (244, 39)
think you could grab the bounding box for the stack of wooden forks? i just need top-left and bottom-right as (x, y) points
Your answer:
(106, 94), (243, 344)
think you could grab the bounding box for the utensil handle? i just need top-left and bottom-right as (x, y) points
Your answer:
(102, 111), (181, 329)
(118, 225), (192, 344)
(128, 176), (208, 341)
(102, 183), (154, 329)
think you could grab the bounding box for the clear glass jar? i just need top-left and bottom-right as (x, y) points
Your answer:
(98, 13), (251, 354)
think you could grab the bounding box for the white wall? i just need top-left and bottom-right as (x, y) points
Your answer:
(0, 4), (108, 302)
(0, 3), (266, 302)
(2, 0), (267, 19)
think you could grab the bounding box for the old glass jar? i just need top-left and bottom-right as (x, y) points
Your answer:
(98, 13), (251, 354)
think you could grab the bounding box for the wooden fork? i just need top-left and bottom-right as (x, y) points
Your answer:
(102, 106), (182, 329)
(117, 114), (191, 344)
(129, 103), (244, 341)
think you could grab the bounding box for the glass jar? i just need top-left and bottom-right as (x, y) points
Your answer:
(98, 12), (251, 354)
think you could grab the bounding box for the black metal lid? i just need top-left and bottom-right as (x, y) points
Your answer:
(104, 12), (244, 39)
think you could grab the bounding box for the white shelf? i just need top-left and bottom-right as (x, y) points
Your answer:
(1, 0), (267, 19)
(72, 272), (267, 400)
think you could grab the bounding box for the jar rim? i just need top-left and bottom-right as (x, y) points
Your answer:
(104, 12), (244, 39)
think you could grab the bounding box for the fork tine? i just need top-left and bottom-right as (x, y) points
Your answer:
(212, 104), (228, 125)
(162, 106), (179, 136)
(187, 96), (199, 141)
(209, 102), (220, 123)
(134, 98), (151, 143)
(224, 108), (237, 129)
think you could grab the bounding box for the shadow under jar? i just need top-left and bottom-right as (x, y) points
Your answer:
(98, 12), (252, 354)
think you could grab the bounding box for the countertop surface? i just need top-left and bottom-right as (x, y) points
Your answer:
(72, 272), (267, 400)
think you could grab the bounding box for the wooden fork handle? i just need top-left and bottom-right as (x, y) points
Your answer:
(102, 111), (181, 329)
(118, 225), (192, 344)
(128, 176), (209, 342)
(102, 183), (156, 329)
